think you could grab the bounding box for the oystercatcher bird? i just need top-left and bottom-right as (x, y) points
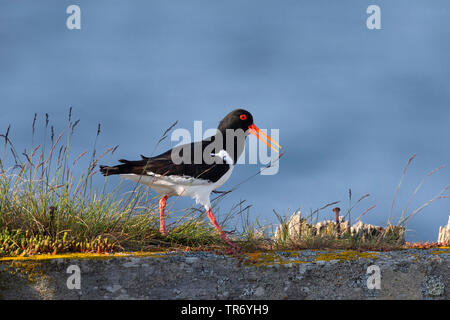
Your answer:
(100, 109), (280, 247)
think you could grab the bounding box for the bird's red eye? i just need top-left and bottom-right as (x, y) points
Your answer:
(240, 114), (247, 120)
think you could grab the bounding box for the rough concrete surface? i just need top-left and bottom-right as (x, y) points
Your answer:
(0, 248), (448, 300)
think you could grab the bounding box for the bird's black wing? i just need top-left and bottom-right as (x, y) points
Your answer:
(100, 140), (230, 183)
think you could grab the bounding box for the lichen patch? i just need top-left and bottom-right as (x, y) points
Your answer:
(0, 251), (169, 262)
(315, 250), (379, 262)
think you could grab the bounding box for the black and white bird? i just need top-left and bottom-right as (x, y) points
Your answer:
(100, 109), (281, 247)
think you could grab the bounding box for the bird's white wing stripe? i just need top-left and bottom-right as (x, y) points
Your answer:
(146, 171), (211, 185)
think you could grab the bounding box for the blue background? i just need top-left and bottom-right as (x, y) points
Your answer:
(1, 0), (449, 241)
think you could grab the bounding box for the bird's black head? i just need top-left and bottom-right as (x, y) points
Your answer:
(217, 109), (254, 133)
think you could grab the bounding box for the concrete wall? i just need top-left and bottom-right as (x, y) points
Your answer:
(0, 248), (448, 300)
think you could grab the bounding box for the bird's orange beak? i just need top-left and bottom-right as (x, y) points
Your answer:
(248, 124), (281, 152)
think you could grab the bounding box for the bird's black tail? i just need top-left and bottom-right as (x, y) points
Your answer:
(100, 159), (141, 176)
(99, 165), (122, 176)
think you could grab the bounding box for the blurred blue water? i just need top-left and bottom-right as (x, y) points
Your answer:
(0, 0), (449, 241)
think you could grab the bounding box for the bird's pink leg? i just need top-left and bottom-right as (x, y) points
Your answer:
(159, 195), (168, 235)
(206, 208), (238, 249)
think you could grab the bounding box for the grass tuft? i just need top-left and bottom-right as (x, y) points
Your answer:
(0, 110), (226, 257)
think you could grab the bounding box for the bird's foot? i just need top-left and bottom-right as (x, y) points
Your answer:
(219, 233), (245, 258)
